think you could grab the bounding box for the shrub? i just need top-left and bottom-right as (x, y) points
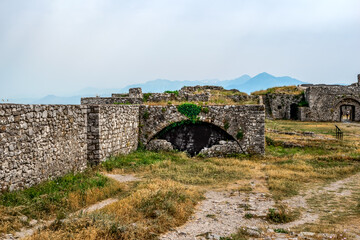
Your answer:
(266, 206), (298, 223)
(143, 93), (152, 102)
(177, 103), (202, 122)
(164, 90), (179, 96)
(143, 110), (149, 120)
(201, 107), (209, 114)
(298, 100), (309, 107)
(224, 121), (230, 130)
(236, 130), (244, 140)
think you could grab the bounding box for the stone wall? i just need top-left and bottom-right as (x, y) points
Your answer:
(0, 104), (140, 191)
(263, 94), (304, 119)
(0, 104), (88, 191)
(303, 85), (360, 121)
(81, 97), (142, 105)
(86, 105), (140, 164)
(98, 105), (139, 162)
(139, 105), (265, 154)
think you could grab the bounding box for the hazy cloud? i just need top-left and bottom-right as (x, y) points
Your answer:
(1, 0), (359, 98)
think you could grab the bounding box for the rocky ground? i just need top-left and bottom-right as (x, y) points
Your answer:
(3, 171), (360, 240)
(161, 172), (360, 240)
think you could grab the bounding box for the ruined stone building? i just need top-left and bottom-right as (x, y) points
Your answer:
(261, 74), (360, 122)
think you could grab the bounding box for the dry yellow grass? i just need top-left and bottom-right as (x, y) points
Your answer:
(252, 85), (303, 95)
(25, 179), (203, 240)
(67, 178), (123, 211)
(11, 120), (360, 238)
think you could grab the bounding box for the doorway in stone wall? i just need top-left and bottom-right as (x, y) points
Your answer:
(340, 105), (355, 122)
(290, 103), (299, 120)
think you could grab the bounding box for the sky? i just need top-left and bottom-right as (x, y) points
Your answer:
(0, 0), (360, 98)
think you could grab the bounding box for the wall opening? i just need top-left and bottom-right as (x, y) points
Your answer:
(151, 121), (236, 156)
(290, 103), (299, 120)
(340, 105), (355, 122)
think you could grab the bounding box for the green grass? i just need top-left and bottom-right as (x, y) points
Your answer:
(102, 150), (255, 186)
(101, 150), (185, 171)
(0, 171), (122, 220)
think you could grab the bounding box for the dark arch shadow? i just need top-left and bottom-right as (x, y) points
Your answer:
(150, 121), (237, 156)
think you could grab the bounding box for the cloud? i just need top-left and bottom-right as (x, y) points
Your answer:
(0, 0), (359, 98)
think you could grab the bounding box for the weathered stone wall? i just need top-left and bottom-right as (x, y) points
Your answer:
(147, 93), (178, 102)
(263, 94), (303, 119)
(139, 105), (265, 154)
(87, 105), (140, 164)
(81, 97), (142, 105)
(0, 104), (87, 191)
(303, 85), (360, 121)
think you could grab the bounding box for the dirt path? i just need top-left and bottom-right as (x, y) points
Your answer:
(160, 172), (360, 240)
(1, 174), (139, 240)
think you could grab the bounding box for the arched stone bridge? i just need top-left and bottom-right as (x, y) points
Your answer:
(139, 105), (265, 155)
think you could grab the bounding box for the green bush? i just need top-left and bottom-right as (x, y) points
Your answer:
(143, 93), (152, 102)
(177, 103), (202, 122)
(266, 206), (298, 223)
(298, 100), (309, 107)
(236, 130), (244, 140)
(224, 121), (230, 130)
(201, 107), (209, 114)
(164, 90), (179, 96)
(143, 110), (149, 120)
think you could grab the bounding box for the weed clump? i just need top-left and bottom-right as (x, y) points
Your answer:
(266, 205), (299, 223)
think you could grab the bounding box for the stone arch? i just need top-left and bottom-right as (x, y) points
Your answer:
(333, 98), (360, 122)
(150, 121), (238, 156)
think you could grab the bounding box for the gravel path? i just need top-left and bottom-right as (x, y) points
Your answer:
(160, 172), (360, 240)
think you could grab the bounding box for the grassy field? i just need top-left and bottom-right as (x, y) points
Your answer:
(1, 120), (360, 239)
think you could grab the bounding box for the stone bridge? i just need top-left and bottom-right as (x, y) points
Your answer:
(139, 105), (265, 155)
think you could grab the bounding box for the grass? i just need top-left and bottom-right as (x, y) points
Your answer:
(0, 171), (123, 234)
(25, 179), (203, 240)
(102, 151), (257, 186)
(145, 89), (257, 105)
(2, 120), (360, 238)
(266, 205), (300, 223)
(252, 85), (303, 95)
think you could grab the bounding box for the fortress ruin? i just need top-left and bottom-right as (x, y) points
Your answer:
(1, 74), (359, 192)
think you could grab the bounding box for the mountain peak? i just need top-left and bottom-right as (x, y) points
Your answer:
(255, 72), (274, 78)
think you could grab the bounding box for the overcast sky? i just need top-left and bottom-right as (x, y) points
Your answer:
(1, 0), (360, 98)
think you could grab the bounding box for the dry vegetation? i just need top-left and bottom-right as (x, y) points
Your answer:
(145, 89), (258, 106)
(252, 85), (303, 95)
(1, 120), (360, 239)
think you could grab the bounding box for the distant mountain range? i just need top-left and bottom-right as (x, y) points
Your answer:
(7, 72), (306, 104)
(118, 72), (305, 94)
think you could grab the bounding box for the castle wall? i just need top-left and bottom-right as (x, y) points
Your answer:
(304, 85), (360, 121)
(96, 105), (139, 162)
(81, 97), (142, 105)
(263, 94), (303, 119)
(139, 105), (265, 154)
(0, 104), (88, 192)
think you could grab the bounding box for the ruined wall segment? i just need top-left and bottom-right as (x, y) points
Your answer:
(139, 105), (265, 154)
(263, 94), (304, 119)
(303, 85), (360, 121)
(81, 97), (142, 105)
(0, 104), (87, 192)
(87, 105), (140, 164)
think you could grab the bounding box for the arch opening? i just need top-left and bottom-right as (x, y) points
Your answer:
(340, 105), (355, 122)
(290, 103), (299, 120)
(151, 121), (237, 156)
